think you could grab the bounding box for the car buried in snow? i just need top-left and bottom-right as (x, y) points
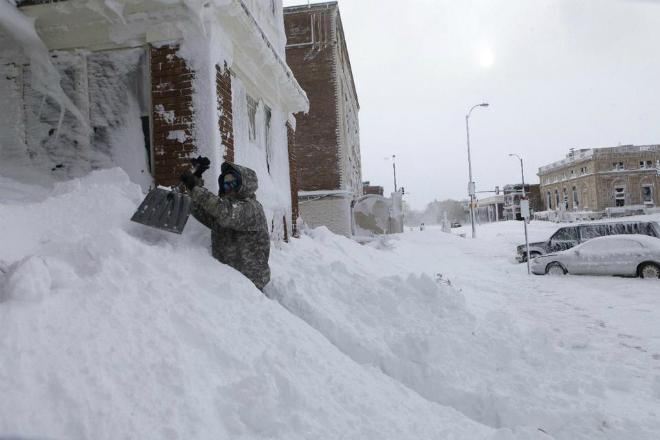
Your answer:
(530, 234), (660, 278)
(516, 220), (660, 262)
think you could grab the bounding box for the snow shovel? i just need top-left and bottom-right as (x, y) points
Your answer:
(130, 156), (210, 234)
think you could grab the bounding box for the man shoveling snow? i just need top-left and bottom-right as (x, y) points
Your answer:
(181, 161), (271, 290)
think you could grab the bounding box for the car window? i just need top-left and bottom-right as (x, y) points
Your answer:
(579, 222), (659, 240)
(552, 227), (578, 241)
(579, 225), (609, 240)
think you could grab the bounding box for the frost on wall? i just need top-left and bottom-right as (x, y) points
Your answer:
(0, 44), (152, 189)
(87, 48), (152, 191)
(232, 75), (292, 239)
(241, 0), (286, 58)
(23, 51), (93, 179)
(0, 63), (30, 177)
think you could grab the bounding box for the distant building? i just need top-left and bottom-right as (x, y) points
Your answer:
(362, 181), (384, 196)
(284, 1), (362, 237)
(476, 194), (505, 223)
(503, 184), (542, 220)
(538, 145), (660, 214)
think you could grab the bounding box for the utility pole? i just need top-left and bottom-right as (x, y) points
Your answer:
(392, 154), (397, 192)
(510, 153), (531, 275)
(465, 103), (489, 238)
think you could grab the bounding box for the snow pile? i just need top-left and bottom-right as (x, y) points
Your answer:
(268, 227), (660, 440)
(0, 169), (543, 439)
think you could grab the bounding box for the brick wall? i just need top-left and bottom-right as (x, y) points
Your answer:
(287, 121), (299, 237)
(150, 44), (195, 187)
(216, 64), (234, 163)
(363, 185), (384, 196)
(284, 8), (341, 191)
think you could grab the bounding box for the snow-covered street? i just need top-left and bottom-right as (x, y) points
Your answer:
(1, 170), (658, 439)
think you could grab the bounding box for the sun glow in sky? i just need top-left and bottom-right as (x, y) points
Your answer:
(477, 44), (495, 69)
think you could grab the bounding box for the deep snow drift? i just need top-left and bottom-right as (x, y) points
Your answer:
(0, 169), (548, 439)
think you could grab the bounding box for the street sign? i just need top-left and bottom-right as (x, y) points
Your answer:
(520, 199), (530, 219)
(468, 181), (476, 196)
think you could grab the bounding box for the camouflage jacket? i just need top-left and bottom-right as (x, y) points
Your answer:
(189, 162), (271, 290)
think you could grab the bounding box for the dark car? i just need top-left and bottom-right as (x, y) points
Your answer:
(450, 222), (462, 228)
(516, 220), (660, 262)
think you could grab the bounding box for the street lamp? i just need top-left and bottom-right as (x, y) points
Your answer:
(465, 102), (489, 238)
(509, 153), (531, 275)
(392, 154), (398, 192)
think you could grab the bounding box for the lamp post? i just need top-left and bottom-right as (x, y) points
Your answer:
(392, 154), (398, 192)
(509, 153), (531, 275)
(465, 102), (489, 238)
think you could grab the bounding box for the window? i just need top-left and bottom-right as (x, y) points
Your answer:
(555, 190), (560, 208)
(563, 188), (568, 209)
(612, 161), (625, 170)
(552, 227), (578, 241)
(614, 186), (625, 207)
(640, 160), (653, 169)
(642, 184), (654, 204)
(572, 186), (579, 208)
(264, 105), (272, 174)
(246, 94), (257, 142)
(546, 191), (552, 209)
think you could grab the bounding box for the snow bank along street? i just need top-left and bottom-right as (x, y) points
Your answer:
(1, 169), (659, 439)
(0, 170), (546, 439)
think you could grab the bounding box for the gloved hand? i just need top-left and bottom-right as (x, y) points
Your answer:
(191, 156), (211, 177)
(180, 170), (199, 191)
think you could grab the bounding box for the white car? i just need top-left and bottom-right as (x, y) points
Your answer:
(530, 234), (660, 278)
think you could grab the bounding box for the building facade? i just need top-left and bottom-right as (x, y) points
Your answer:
(284, 1), (362, 237)
(502, 184), (542, 220)
(476, 194), (505, 223)
(362, 181), (384, 196)
(538, 145), (660, 213)
(0, 0), (308, 239)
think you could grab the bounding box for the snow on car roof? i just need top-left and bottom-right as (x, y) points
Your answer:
(580, 234), (660, 248)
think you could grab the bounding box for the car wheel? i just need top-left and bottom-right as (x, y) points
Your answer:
(638, 262), (660, 279)
(546, 262), (567, 276)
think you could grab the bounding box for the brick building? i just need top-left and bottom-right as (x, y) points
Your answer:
(0, 0), (308, 239)
(538, 145), (660, 213)
(284, 2), (362, 237)
(502, 183), (542, 220)
(362, 181), (384, 196)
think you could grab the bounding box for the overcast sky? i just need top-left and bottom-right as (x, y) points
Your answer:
(282, 0), (660, 210)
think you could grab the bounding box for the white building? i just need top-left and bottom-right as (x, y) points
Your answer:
(0, 0), (308, 239)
